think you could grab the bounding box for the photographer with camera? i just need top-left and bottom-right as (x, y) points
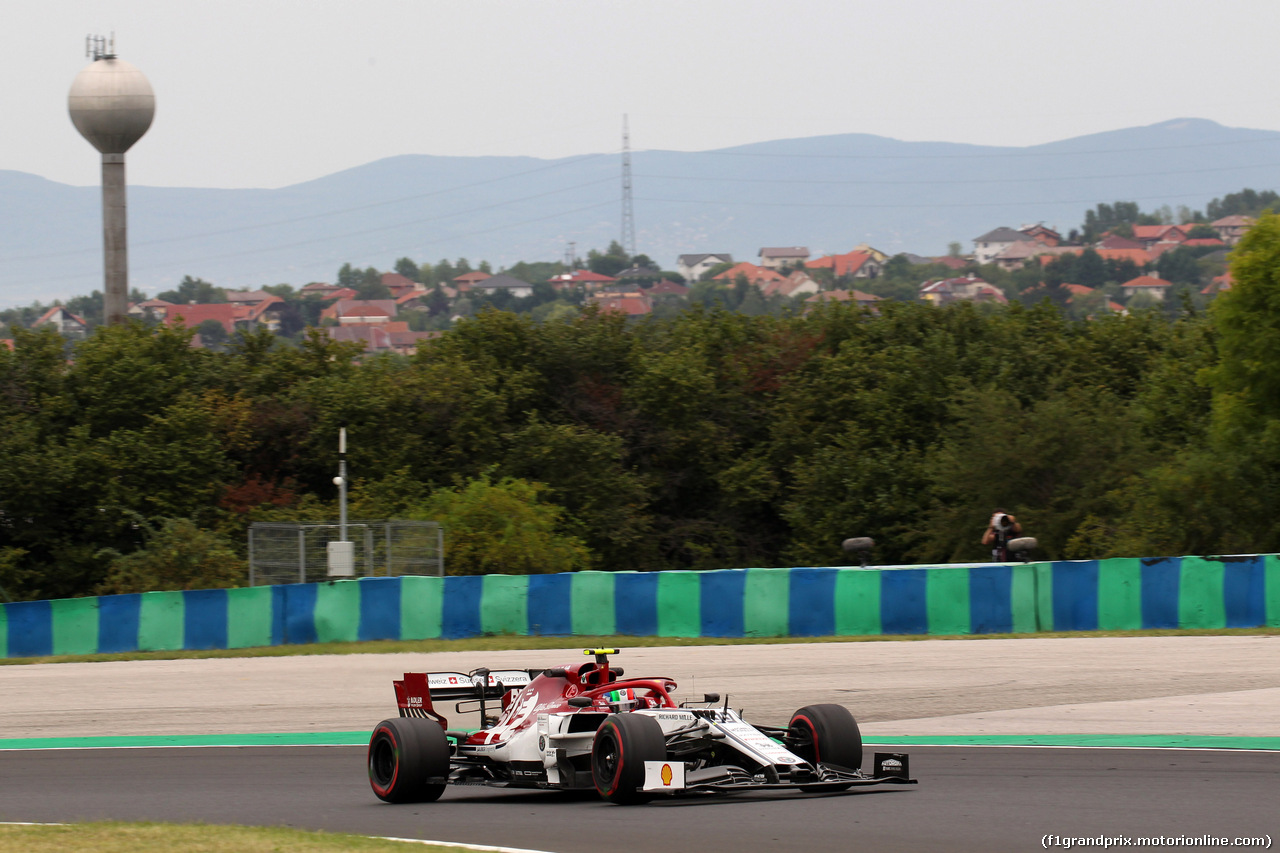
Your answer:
(982, 509), (1023, 562)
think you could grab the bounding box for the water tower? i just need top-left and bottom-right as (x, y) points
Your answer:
(68, 35), (155, 326)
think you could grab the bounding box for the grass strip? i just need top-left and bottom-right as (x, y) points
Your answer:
(0, 821), (521, 853)
(2, 627), (1277, 667)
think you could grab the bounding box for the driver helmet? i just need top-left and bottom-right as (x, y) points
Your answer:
(604, 687), (638, 712)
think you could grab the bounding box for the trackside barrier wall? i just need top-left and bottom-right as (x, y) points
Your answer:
(3, 556), (1279, 658)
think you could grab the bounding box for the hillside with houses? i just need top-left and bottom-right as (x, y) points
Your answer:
(1, 193), (1261, 354)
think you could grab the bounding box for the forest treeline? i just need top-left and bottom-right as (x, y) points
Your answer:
(6, 214), (1280, 601)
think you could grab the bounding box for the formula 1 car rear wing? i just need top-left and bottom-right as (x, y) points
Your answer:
(395, 669), (535, 725)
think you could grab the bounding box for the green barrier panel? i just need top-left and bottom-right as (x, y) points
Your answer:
(0, 604), (7, 658)
(743, 568), (790, 637)
(400, 576), (444, 640)
(834, 569), (880, 636)
(1033, 563), (1054, 632)
(1010, 564), (1039, 634)
(137, 590), (185, 652)
(481, 574), (528, 635)
(656, 572), (701, 637)
(1268, 555), (1280, 628)
(571, 572), (616, 636)
(1097, 558), (1143, 630)
(926, 568), (970, 635)
(314, 581), (361, 643)
(226, 586), (274, 649)
(1179, 556), (1226, 629)
(51, 597), (99, 656)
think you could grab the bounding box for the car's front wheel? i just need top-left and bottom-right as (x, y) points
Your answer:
(368, 717), (450, 803)
(591, 713), (666, 805)
(788, 704), (863, 786)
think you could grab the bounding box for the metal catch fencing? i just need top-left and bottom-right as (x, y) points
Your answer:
(247, 520), (443, 586)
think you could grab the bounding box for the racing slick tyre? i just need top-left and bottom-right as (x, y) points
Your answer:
(788, 704), (863, 789)
(591, 713), (666, 805)
(368, 717), (450, 803)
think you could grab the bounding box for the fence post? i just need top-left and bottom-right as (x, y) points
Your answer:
(298, 528), (306, 584)
(438, 524), (445, 577)
(248, 526), (256, 586)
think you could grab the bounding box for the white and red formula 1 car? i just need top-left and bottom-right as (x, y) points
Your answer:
(368, 648), (916, 805)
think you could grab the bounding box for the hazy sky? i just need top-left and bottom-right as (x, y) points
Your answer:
(6, 0), (1280, 189)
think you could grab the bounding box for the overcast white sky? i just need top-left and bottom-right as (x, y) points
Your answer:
(5, 0), (1280, 189)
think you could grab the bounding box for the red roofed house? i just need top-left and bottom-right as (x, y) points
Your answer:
(993, 240), (1056, 271)
(32, 306), (90, 337)
(321, 299), (398, 325)
(1096, 234), (1145, 251)
(1120, 275), (1173, 301)
(1182, 237), (1225, 249)
(1202, 271), (1235, 296)
(712, 262), (786, 285)
(931, 255), (970, 271)
(128, 298), (176, 322)
(547, 270), (617, 291)
(326, 321), (438, 355)
(380, 272), (422, 298)
(762, 270), (821, 299)
(452, 271), (492, 292)
(1019, 224), (1062, 246)
(805, 249), (883, 279)
(1132, 225), (1186, 248)
(166, 303), (249, 336)
(920, 276), (1007, 305)
(647, 279), (690, 296)
(1212, 215), (1255, 246)
(803, 289), (884, 312)
(594, 295), (653, 317)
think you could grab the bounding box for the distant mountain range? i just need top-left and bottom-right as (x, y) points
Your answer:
(3, 118), (1279, 307)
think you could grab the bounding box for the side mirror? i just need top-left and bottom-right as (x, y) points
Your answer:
(567, 696), (594, 708)
(702, 693), (720, 704)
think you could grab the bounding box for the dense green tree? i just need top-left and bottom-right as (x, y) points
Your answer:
(419, 473), (589, 575)
(157, 275), (224, 305)
(394, 257), (421, 282)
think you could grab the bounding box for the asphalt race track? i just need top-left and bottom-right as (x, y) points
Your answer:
(2, 744), (1276, 852)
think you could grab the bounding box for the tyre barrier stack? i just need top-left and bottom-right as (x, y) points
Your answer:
(2, 556), (1279, 658)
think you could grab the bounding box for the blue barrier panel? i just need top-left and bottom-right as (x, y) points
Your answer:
(700, 570), (746, 637)
(97, 594), (141, 653)
(881, 569), (928, 635)
(358, 577), (402, 642)
(182, 589), (228, 651)
(528, 574), (572, 635)
(1141, 558), (1181, 629)
(1052, 561), (1099, 631)
(788, 568), (838, 637)
(7, 600), (53, 657)
(1222, 556), (1266, 628)
(615, 573), (658, 636)
(970, 566), (1013, 634)
(282, 583), (318, 645)
(441, 576), (483, 639)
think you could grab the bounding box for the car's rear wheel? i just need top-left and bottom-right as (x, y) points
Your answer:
(788, 704), (863, 788)
(591, 713), (666, 805)
(368, 717), (450, 803)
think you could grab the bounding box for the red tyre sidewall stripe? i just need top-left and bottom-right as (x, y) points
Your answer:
(369, 725), (399, 796)
(602, 721), (624, 797)
(794, 714), (820, 763)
